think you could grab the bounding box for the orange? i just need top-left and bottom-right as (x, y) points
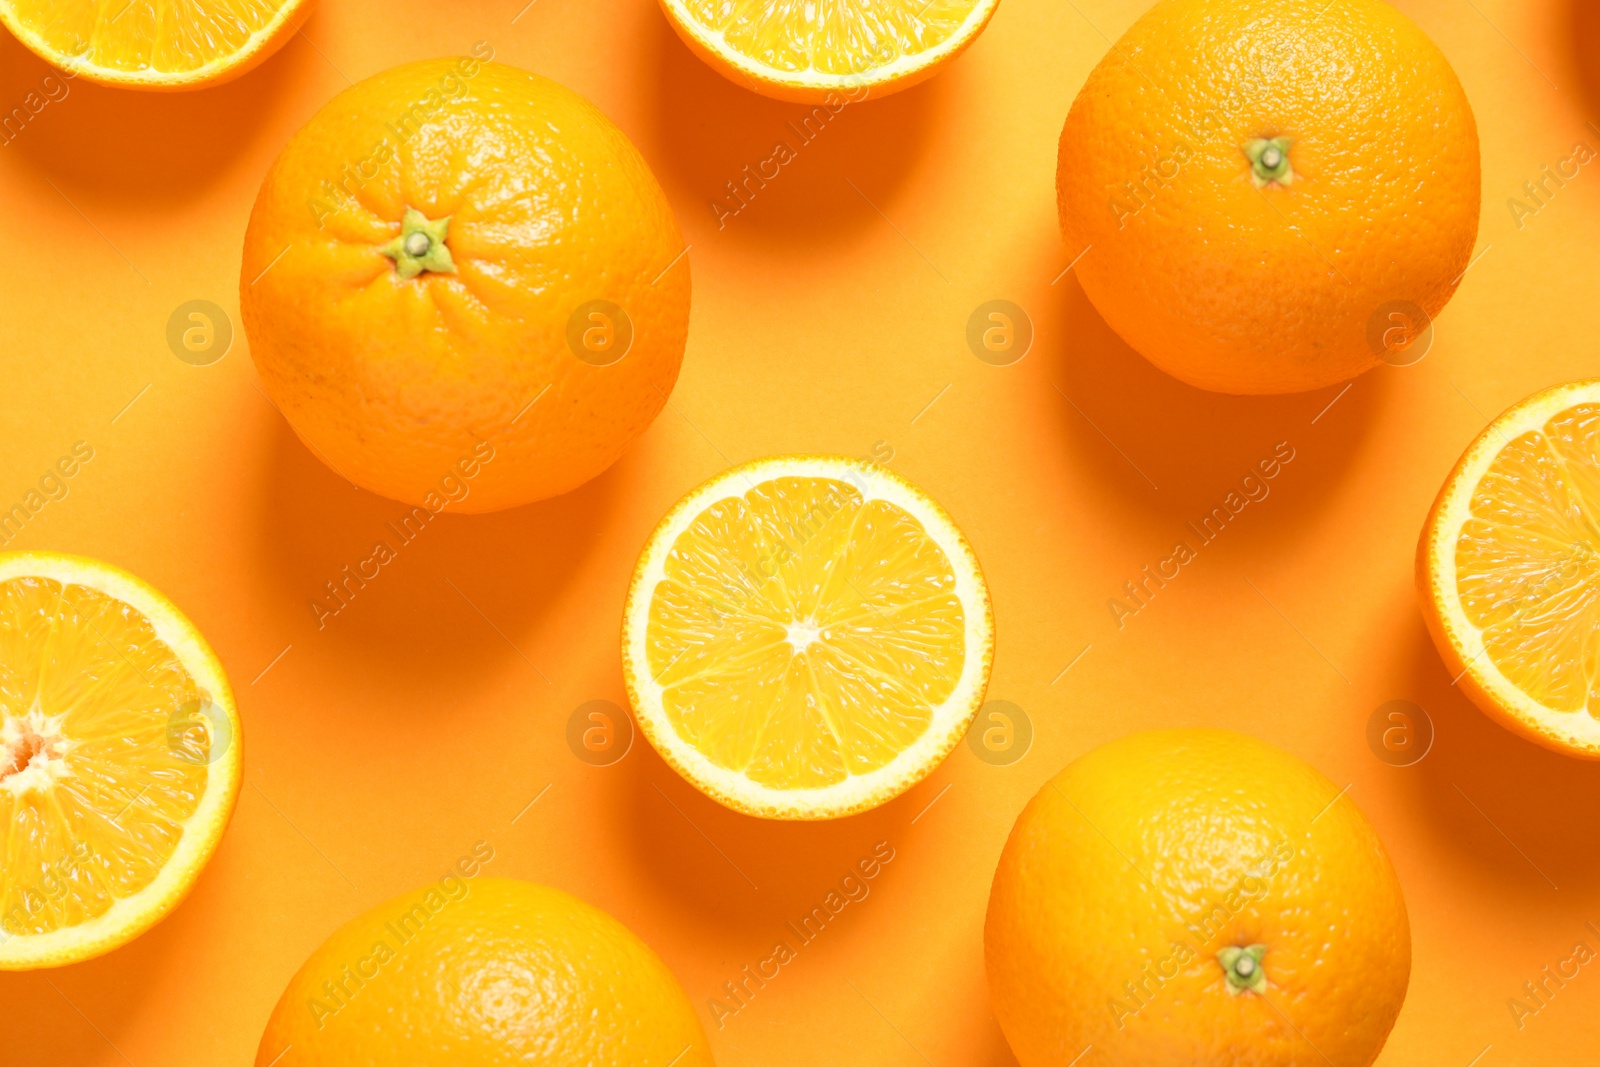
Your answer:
(1418, 379), (1600, 757)
(985, 729), (1409, 1066)
(0, 0), (310, 90)
(1056, 0), (1479, 395)
(659, 0), (1000, 103)
(622, 455), (993, 819)
(241, 57), (690, 512)
(0, 551), (241, 969)
(256, 876), (712, 1066)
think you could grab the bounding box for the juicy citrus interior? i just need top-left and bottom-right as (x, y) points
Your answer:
(0, 553), (239, 968)
(0, 576), (211, 935)
(0, 0), (307, 86)
(626, 457), (992, 818)
(1453, 405), (1600, 713)
(680, 0), (980, 75)
(648, 476), (964, 789)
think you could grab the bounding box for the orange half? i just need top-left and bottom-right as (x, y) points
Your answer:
(0, 0), (311, 90)
(622, 456), (993, 819)
(1419, 379), (1600, 757)
(0, 552), (241, 967)
(659, 0), (1001, 102)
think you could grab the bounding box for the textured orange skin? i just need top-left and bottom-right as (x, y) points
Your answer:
(241, 59), (690, 512)
(255, 877), (713, 1066)
(1056, 0), (1479, 395)
(985, 729), (1410, 1066)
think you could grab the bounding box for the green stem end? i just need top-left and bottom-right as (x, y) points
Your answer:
(1244, 137), (1294, 189)
(379, 207), (457, 280)
(1217, 944), (1268, 995)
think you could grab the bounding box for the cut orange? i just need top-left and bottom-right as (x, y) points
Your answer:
(622, 456), (993, 819)
(0, 552), (241, 968)
(0, 0), (311, 90)
(658, 0), (1001, 103)
(1419, 379), (1600, 757)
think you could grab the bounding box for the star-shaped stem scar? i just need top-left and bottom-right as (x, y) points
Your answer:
(378, 208), (457, 280)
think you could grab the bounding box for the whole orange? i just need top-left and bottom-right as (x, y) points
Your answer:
(985, 729), (1410, 1066)
(241, 56), (690, 512)
(255, 876), (713, 1066)
(1056, 0), (1479, 395)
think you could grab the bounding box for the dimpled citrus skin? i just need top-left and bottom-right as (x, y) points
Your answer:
(256, 877), (713, 1066)
(1057, 0), (1479, 395)
(241, 58), (690, 512)
(985, 730), (1410, 1067)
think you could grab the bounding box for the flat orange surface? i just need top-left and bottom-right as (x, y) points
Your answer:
(3, 0), (1600, 1063)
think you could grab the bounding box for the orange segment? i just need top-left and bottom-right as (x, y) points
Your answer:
(0, 553), (240, 968)
(625, 457), (992, 818)
(1420, 381), (1600, 756)
(0, 0), (310, 90)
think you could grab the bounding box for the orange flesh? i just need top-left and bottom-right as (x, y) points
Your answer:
(0, 577), (210, 935)
(4, 0), (289, 74)
(1455, 404), (1600, 713)
(681, 0), (978, 74)
(645, 477), (965, 789)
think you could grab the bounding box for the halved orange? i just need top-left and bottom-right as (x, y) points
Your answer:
(622, 456), (993, 819)
(0, 0), (311, 90)
(0, 552), (241, 967)
(658, 0), (1001, 103)
(1419, 379), (1600, 757)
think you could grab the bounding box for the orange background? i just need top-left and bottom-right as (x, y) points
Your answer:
(4, 0), (1600, 1063)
